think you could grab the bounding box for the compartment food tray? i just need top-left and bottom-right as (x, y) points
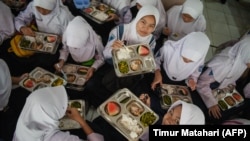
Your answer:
(97, 88), (159, 141)
(18, 32), (59, 54)
(112, 44), (156, 77)
(81, 1), (116, 24)
(158, 84), (193, 110)
(19, 67), (67, 92)
(59, 99), (86, 130)
(55, 63), (89, 91)
(212, 87), (244, 111)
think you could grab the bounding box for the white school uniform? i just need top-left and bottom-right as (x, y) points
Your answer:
(101, 0), (132, 24)
(207, 35), (250, 89)
(15, 0), (74, 35)
(0, 59), (12, 111)
(13, 86), (104, 141)
(155, 32), (210, 82)
(0, 1), (15, 45)
(60, 16), (104, 70)
(166, 0), (206, 41)
(103, 5), (160, 59)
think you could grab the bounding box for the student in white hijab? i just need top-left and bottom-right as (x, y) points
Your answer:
(130, 0), (166, 40)
(0, 1), (15, 45)
(55, 16), (105, 81)
(15, 0), (74, 36)
(0, 59), (28, 112)
(13, 86), (104, 141)
(139, 100), (205, 141)
(103, 5), (160, 60)
(152, 32), (210, 91)
(163, 0), (206, 41)
(100, 0), (132, 24)
(196, 35), (250, 121)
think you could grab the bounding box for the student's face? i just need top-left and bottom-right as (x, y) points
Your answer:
(162, 105), (182, 125)
(182, 56), (194, 63)
(136, 15), (156, 37)
(182, 13), (194, 23)
(36, 6), (52, 15)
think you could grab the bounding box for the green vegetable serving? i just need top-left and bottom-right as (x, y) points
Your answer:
(118, 61), (129, 74)
(140, 112), (156, 127)
(20, 38), (31, 48)
(71, 101), (81, 108)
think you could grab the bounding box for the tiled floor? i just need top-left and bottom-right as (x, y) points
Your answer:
(203, 0), (250, 62)
(85, 0), (250, 122)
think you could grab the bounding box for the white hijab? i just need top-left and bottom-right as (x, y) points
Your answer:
(161, 32), (210, 81)
(166, 0), (206, 41)
(123, 5), (159, 45)
(62, 16), (103, 62)
(168, 100), (205, 124)
(136, 0), (166, 38)
(0, 1), (15, 45)
(0, 59), (12, 111)
(207, 36), (250, 89)
(182, 0), (203, 20)
(33, 0), (74, 35)
(103, 0), (130, 11)
(13, 86), (68, 141)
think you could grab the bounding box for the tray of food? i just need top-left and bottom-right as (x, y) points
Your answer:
(112, 44), (156, 77)
(97, 88), (159, 141)
(81, 1), (116, 24)
(55, 63), (89, 91)
(59, 99), (86, 130)
(19, 67), (67, 92)
(157, 84), (193, 110)
(18, 31), (59, 54)
(212, 86), (244, 111)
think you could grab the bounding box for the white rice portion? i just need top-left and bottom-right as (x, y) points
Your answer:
(120, 114), (143, 139)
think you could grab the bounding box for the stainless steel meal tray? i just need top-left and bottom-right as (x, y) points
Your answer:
(112, 44), (156, 77)
(18, 32), (59, 54)
(97, 88), (159, 141)
(55, 63), (89, 91)
(19, 67), (67, 92)
(59, 99), (86, 130)
(80, 1), (116, 24)
(212, 87), (244, 111)
(159, 84), (193, 110)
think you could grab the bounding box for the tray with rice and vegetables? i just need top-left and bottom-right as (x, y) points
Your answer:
(212, 85), (244, 111)
(97, 88), (159, 141)
(156, 84), (193, 110)
(112, 44), (156, 77)
(19, 67), (67, 92)
(18, 31), (59, 54)
(80, 1), (116, 24)
(55, 63), (89, 91)
(59, 99), (86, 130)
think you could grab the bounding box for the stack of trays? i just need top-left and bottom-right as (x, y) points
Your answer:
(159, 84), (193, 110)
(19, 67), (67, 92)
(81, 1), (116, 24)
(59, 99), (85, 130)
(97, 88), (159, 141)
(56, 63), (89, 91)
(213, 87), (244, 111)
(112, 44), (156, 77)
(18, 32), (59, 54)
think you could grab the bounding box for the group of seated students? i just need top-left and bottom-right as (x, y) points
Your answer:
(0, 0), (250, 141)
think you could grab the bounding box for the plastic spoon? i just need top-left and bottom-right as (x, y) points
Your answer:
(56, 64), (67, 80)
